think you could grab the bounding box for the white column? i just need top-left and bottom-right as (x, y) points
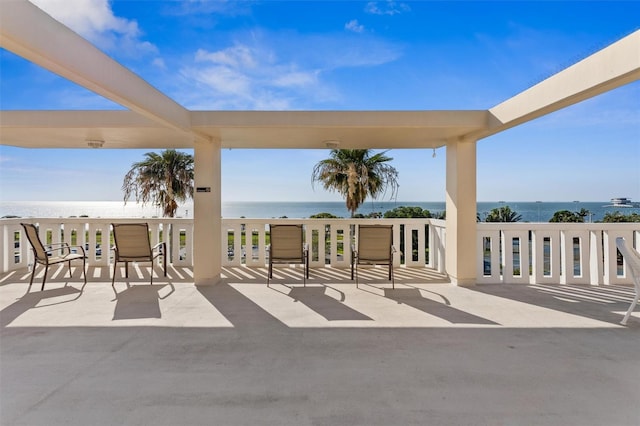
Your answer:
(445, 138), (478, 286)
(193, 138), (222, 285)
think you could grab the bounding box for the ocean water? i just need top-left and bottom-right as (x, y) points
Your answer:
(2, 200), (638, 222)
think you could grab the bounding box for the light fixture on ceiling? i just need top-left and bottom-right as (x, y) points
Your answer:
(432, 148), (437, 158)
(324, 140), (340, 149)
(87, 139), (104, 148)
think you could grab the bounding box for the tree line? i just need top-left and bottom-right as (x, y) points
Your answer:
(310, 205), (640, 223)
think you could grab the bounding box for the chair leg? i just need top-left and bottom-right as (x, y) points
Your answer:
(355, 264), (359, 288)
(163, 247), (167, 276)
(28, 263), (37, 289)
(41, 264), (49, 291)
(82, 257), (87, 284)
(390, 264), (394, 289)
(67, 260), (73, 278)
(112, 261), (117, 286)
(267, 260), (272, 286)
(150, 262), (154, 285)
(125, 261), (129, 278)
(350, 253), (355, 280)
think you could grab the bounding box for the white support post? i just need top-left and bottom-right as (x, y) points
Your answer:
(193, 138), (222, 285)
(445, 138), (478, 286)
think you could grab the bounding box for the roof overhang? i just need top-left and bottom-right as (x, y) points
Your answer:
(0, 110), (489, 149)
(0, 0), (637, 150)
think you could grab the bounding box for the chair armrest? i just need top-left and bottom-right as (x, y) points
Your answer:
(70, 245), (86, 256)
(47, 243), (86, 257)
(48, 242), (68, 247)
(152, 242), (166, 252)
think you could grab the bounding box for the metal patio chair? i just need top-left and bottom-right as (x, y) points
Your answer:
(111, 223), (166, 286)
(351, 224), (396, 288)
(21, 223), (86, 291)
(616, 237), (640, 325)
(267, 224), (309, 286)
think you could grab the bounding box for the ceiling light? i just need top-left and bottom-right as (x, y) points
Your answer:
(324, 140), (340, 149)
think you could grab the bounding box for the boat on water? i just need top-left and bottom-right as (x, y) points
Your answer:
(604, 197), (635, 208)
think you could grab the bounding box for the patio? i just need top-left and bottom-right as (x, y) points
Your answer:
(1, 266), (639, 425)
(1, 6), (639, 424)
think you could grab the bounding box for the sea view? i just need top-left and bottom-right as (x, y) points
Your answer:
(2, 200), (638, 223)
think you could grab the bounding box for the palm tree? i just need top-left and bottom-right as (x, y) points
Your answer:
(311, 149), (399, 217)
(122, 149), (194, 218)
(485, 206), (522, 222)
(549, 210), (583, 223)
(577, 208), (592, 222)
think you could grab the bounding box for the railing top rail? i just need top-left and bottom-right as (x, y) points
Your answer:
(478, 222), (640, 231)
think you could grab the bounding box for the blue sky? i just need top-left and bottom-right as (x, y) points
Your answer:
(1, 0), (639, 202)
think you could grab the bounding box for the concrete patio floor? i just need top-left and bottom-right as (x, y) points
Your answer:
(1, 265), (639, 425)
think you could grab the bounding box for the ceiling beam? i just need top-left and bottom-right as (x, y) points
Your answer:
(0, 0), (192, 135)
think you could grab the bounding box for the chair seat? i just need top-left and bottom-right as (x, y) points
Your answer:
(115, 255), (157, 262)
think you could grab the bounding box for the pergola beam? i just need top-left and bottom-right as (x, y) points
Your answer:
(473, 30), (640, 139)
(0, 0), (192, 135)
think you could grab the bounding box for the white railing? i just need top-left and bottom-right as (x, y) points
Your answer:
(0, 218), (446, 275)
(0, 218), (193, 273)
(221, 218), (446, 273)
(477, 222), (640, 285)
(1, 218), (638, 285)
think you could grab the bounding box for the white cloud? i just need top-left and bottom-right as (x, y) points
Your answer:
(29, 0), (159, 57)
(365, 1), (410, 16)
(272, 70), (319, 88)
(180, 42), (325, 109)
(185, 64), (253, 96)
(345, 19), (365, 33)
(195, 46), (257, 68)
(152, 58), (167, 69)
(175, 30), (402, 109)
(169, 0), (252, 16)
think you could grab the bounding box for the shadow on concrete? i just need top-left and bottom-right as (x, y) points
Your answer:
(286, 285), (373, 321)
(196, 282), (288, 330)
(381, 287), (499, 325)
(469, 283), (639, 327)
(111, 283), (175, 320)
(0, 285), (84, 327)
(2, 325), (639, 426)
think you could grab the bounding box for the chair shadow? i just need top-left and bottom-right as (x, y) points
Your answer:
(196, 282), (289, 330)
(287, 285), (373, 321)
(381, 287), (498, 325)
(0, 284), (84, 327)
(112, 283), (174, 320)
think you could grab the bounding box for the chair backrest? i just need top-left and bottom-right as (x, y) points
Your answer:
(270, 224), (304, 261)
(616, 237), (640, 286)
(112, 223), (153, 260)
(21, 223), (47, 260)
(357, 224), (393, 262)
